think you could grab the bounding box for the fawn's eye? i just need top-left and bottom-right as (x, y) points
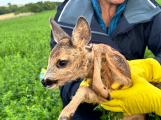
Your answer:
(57, 60), (67, 68)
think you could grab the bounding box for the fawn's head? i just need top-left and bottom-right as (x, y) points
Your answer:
(41, 16), (93, 89)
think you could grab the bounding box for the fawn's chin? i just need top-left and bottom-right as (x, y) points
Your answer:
(47, 84), (58, 89)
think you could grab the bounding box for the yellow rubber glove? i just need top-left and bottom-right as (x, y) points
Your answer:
(80, 79), (93, 103)
(127, 58), (161, 83)
(101, 72), (161, 116)
(80, 79), (92, 86)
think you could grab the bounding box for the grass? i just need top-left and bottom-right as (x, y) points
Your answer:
(0, 9), (62, 120)
(144, 47), (155, 58)
(156, 0), (161, 6)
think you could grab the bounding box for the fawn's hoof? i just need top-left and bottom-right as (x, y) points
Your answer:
(59, 116), (68, 120)
(106, 93), (111, 101)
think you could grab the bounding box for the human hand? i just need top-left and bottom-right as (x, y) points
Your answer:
(127, 58), (161, 83)
(101, 72), (161, 116)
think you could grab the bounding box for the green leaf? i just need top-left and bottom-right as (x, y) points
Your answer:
(94, 105), (102, 111)
(111, 112), (117, 120)
(154, 113), (161, 120)
(116, 112), (123, 119)
(149, 113), (154, 117)
(100, 114), (109, 120)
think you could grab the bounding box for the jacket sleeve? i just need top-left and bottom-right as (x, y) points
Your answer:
(59, 79), (82, 107)
(144, 12), (161, 65)
(50, 31), (57, 50)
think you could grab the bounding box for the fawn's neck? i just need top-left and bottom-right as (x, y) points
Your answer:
(85, 48), (94, 78)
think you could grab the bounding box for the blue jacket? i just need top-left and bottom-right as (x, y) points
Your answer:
(50, 0), (161, 119)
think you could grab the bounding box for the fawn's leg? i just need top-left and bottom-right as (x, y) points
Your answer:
(92, 44), (132, 98)
(92, 45), (112, 99)
(122, 114), (145, 120)
(103, 50), (133, 90)
(59, 85), (106, 120)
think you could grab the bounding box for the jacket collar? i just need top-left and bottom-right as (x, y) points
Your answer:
(124, 0), (161, 24)
(57, 0), (161, 38)
(111, 0), (161, 38)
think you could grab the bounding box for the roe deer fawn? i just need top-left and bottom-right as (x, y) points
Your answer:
(41, 16), (145, 120)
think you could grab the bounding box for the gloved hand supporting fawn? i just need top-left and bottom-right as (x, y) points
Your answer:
(80, 58), (161, 116)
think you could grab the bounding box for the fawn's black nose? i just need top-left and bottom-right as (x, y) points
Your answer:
(41, 78), (47, 87)
(107, 93), (111, 101)
(41, 78), (58, 88)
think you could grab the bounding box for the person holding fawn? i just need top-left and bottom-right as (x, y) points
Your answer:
(49, 0), (161, 119)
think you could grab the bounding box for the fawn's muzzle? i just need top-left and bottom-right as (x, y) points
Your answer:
(41, 78), (58, 88)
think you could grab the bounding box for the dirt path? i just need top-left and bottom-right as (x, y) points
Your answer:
(0, 12), (34, 21)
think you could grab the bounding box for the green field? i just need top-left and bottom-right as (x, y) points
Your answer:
(156, 0), (161, 6)
(0, 9), (157, 120)
(0, 10), (62, 120)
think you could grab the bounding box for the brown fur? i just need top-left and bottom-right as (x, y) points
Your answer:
(41, 16), (145, 120)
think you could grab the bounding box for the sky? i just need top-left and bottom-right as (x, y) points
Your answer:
(0, 0), (64, 6)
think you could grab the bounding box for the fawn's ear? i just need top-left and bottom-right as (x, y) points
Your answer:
(49, 17), (70, 43)
(72, 16), (91, 47)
